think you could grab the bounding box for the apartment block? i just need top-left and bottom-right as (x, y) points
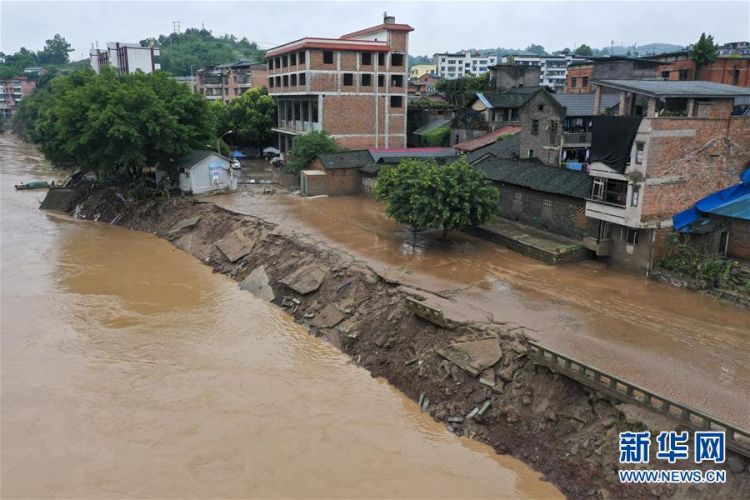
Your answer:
(265, 15), (413, 151)
(433, 51), (497, 79)
(501, 54), (588, 92)
(89, 42), (160, 74)
(0, 77), (36, 117)
(583, 80), (750, 272)
(196, 61), (268, 101)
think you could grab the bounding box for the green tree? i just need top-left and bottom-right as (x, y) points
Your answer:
(18, 68), (214, 180)
(285, 130), (340, 174)
(690, 33), (718, 80)
(435, 72), (491, 105)
(376, 158), (499, 239)
(574, 44), (593, 57)
(223, 87), (276, 146)
(525, 44), (547, 56)
(37, 34), (74, 65)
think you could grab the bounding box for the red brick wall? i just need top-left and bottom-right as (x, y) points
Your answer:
(339, 52), (358, 71)
(657, 60), (696, 80)
(641, 117), (750, 222)
(309, 158), (362, 195)
(701, 58), (750, 86)
(323, 95), (377, 134)
(565, 66), (593, 94)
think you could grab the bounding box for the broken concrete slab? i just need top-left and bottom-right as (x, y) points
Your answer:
(436, 338), (503, 377)
(239, 265), (275, 302)
(280, 264), (330, 295)
(216, 228), (256, 262)
(479, 368), (496, 388)
(168, 215), (201, 234)
(309, 304), (346, 329)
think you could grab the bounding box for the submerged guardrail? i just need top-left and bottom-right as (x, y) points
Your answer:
(527, 341), (750, 458)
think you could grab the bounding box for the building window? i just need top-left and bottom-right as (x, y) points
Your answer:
(390, 95), (403, 108)
(678, 69), (688, 81)
(378, 74), (385, 87)
(538, 104), (544, 111)
(391, 53), (404, 66)
(531, 120), (539, 135)
(391, 75), (404, 87)
(291, 74), (297, 86)
(299, 73), (306, 85)
(582, 76), (588, 87)
(299, 51), (305, 64)
(275, 76), (281, 87)
(361, 73), (372, 86)
(543, 199), (552, 209)
(323, 51), (334, 64)
(275, 57), (280, 69)
(378, 52), (385, 66)
(661, 70), (670, 79)
(361, 52), (372, 66)
(528, 149), (535, 158)
(343, 73), (353, 86)
(571, 77), (577, 87)
(283, 75), (288, 87)
(268, 77), (274, 88)
(631, 187), (640, 207)
(591, 177), (628, 206)
(290, 53), (296, 65)
(635, 142), (644, 164)
(513, 192), (522, 201)
(622, 229), (639, 246)
(282, 55), (288, 67)
(733, 66), (740, 86)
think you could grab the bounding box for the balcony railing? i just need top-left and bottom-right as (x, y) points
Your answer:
(278, 120), (321, 132)
(562, 132), (592, 145)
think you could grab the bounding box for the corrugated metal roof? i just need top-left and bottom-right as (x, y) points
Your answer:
(552, 93), (620, 116)
(594, 80), (750, 98)
(472, 155), (592, 199)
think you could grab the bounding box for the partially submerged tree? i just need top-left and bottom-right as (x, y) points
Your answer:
(376, 158), (498, 239)
(690, 33), (718, 80)
(285, 130), (340, 174)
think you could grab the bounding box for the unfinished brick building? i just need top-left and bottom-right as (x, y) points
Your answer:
(583, 80), (750, 273)
(265, 15), (412, 152)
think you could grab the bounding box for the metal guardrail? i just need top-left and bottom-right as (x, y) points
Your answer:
(527, 341), (750, 458)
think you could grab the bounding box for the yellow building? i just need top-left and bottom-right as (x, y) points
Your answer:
(409, 64), (436, 79)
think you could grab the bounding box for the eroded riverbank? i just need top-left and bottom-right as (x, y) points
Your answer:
(60, 181), (750, 499)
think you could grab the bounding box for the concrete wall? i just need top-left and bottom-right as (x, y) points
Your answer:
(490, 65), (541, 91)
(494, 183), (593, 240)
(179, 155), (233, 194)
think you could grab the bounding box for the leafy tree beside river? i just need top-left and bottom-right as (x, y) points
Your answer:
(15, 68), (216, 180)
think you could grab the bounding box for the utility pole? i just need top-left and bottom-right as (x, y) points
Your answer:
(172, 21), (181, 35)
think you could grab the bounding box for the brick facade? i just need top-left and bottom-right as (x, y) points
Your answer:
(566, 65), (593, 94)
(725, 217), (750, 258)
(308, 158), (362, 195)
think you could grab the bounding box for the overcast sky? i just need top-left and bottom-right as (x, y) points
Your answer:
(2, 0), (748, 59)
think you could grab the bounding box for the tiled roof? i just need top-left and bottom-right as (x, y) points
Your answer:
(472, 155), (592, 199)
(552, 93), (620, 117)
(465, 134), (521, 164)
(454, 126), (521, 152)
(594, 80), (750, 98)
(340, 23), (414, 39)
(477, 86), (545, 109)
(175, 150), (230, 171)
(317, 150), (373, 169)
(368, 147), (456, 162)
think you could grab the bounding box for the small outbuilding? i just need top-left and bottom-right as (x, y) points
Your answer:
(177, 150), (238, 194)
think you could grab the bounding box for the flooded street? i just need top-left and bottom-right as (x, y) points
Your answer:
(0, 135), (562, 498)
(215, 166), (750, 429)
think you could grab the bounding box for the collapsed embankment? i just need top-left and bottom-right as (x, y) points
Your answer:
(58, 185), (750, 499)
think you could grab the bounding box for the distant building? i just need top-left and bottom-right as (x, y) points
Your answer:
(433, 51), (497, 79)
(89, 42), (160, 74)
(23, 66), (46, 76)
(0, 77), (36, 117)
(177, 150), (238, 194)
(488, 64), (541, 91)
(501, 54), (588, 92)
(718, 42), (750, 56)
(171, 76), (196, 93)
(265, 14), (413, 152)
(195, 60), (268, 101)
(409, 64), (436, 79)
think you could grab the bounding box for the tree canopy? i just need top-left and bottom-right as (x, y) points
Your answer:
(376, 158), (498, 238)
(16, 68), (216, 180)
(212, 86), (276, 147)
(574, 44), (594, 57)
(141, 28), (265, 76)
(690, 33), (718, 79)
(525, 44), (547, 56)
(285, 131), (341, 175)
(0, 34), (77, 79)
(37, 34), (74, 65)
(435, 72), (491, 106)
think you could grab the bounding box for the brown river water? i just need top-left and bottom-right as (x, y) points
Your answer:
(215, 162), (750, 430)
(0, 135), (562, 497)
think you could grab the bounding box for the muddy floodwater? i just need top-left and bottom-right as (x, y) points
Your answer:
(0, 136), (562, 498)
(216, 165), (750, 429)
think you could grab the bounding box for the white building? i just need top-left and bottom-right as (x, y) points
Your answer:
(433, 51), (497, 79)
(177, 150), (239, 195)
(501, 54), (588, 92)
(89, 42), (161, 74)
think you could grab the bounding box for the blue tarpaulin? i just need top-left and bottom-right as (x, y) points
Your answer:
(231, 150), (247, 159)
(673, 168), (750, 232)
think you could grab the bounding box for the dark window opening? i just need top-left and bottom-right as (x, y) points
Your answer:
(678, 69), (689, 81)
(378, 52), (385, 66)
(528, 149), (535, 158)
(582, 76), (589, 87)
(268, 77), (274, 88)
(290, 53), (296, 65)
(635, 142), (644, 164)
(343, 73), (354, 86)
(361, 74), (372, 86)
(275, 57), (280, 69)
(299, 73), (306, 86)
(661, 70), (670, 79)
(390, 95), (403, 108)
(538, 104), (544, 111)
(531, 119), (539, 135)
(361, 52), (372, 65)
(623, 229), (639, 246)
(378, 74), (385, 87)
(391, 75), (404, 87)
(391, 53), (404, 66)
(323, 51), (334, 64)
(299, 51), (305, 63)
(733, 67), (740, 86)
(282, 56), (288, 67)
(311, 101), (319, 122)
(275, 76), (281, 87)
(283, 75), (288, 87)
(571, 77), (577, 87)
(591, 177), (628, 206)
(291, 74), (297, 86)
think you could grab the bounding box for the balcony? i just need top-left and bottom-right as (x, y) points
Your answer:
(277, 120), (321, 133)
(582, 236), (613, 257)
(562, 132), (592, 145)
(585, 200), (627, 224)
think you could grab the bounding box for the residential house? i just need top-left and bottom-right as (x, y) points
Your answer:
(516, 89), (566, 166)
(409, 64), (436, 79)
(0, 77), (36, 117)
(719, 42), (750, 56)
(177, 150), (238, 194)
(501, 54), (589, 92)
(583, 79), (750, 273)
(433, 51), (497, 79)
(673, 168), (750, 259)
(564, 56), (662, 93)
(195, 60), (267, 102)
(453, 125), (521, 163)
(488, 64), (541, 91)
(89, 42), (160, 74)
(265, 14), (413, 152)
(652, 52), (750, 87)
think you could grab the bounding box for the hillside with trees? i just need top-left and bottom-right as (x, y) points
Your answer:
(140, 28), (265, 76)
(0, 34), (85, 82)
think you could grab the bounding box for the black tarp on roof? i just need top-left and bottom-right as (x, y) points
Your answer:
(589, 116), (643, 173)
